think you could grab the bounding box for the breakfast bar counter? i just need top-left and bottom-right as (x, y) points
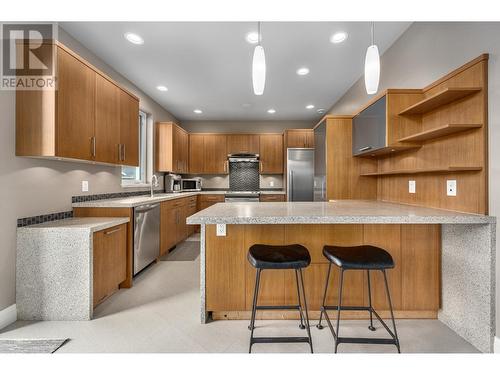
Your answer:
(187, 200), (496, 352)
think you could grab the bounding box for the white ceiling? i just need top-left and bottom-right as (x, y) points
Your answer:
(61, 22), (411, 122)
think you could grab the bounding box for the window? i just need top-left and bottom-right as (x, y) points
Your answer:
(122, 110), (148, 186)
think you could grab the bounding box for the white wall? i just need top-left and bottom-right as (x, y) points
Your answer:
(0, 26), (177, 312)
(327, 21), (500, 335)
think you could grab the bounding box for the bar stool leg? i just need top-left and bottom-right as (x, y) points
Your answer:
(316, 263), (332, 330)
(294, 269), (305, 329)
(366, 270), (376, 332)
(382, 269), (401, 353)
(298, 268), (314, 353)
(334, 268), (345, 353)
(248, 268), (262, 353)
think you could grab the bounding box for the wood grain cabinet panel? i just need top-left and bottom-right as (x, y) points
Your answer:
(56, 47), (96, 160)
(284, 129), (315, 148)
(16, 43), (139, 166)
(93, 224), (127, 308)
(95, 73), (121, 164)
(259, 194), (285, 202)
(119, 91), (139, 166)
(259, 134), (283, 174)
(156, 122), (189, 173)
(206, 225), (247, 311)
(227, 134), (260, 154)
(188, 134), (205, 173)
(204, 134), (228, 174)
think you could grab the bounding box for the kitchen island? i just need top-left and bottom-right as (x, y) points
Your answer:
(187, 200), (496, 352)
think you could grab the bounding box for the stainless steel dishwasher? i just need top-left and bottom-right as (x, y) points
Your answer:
(133, 203), (160, 275)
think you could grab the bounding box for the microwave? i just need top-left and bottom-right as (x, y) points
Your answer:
(181, 178), (202, 192)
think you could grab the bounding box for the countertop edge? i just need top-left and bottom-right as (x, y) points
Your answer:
(17, 217), (130, 232)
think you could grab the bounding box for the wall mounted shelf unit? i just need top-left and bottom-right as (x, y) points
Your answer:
(398, 123), (482, 143)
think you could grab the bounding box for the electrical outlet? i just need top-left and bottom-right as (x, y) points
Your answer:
(216, 224), (226, 236)
(408, 180), (416, 194)
(447, 180), (457, 196)
(270, 181), (275, 187)
(81, 180), (89, 192)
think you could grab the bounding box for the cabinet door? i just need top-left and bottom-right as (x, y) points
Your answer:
(227, 134), (260, 154)
(160, 202), (179, 255)
(120, 91), (139, 166)
(259, 134), (283, 174)
(304, 130), (315, 148)
(204, 134), (227, 174)
(182, 130), (189, 173)
(189, 134), (204, 173)
(172, 125), (188, 173)
(352, 95), (387, 155)
(93, 224), (127, 308)
(95, 74), (121, 164)
(260, 194), (285, 202)
(56, 48), (95, 160)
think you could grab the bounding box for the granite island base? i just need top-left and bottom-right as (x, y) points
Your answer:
(187, 200), (496, 353)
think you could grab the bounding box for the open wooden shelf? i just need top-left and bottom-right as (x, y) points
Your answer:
(354, 145), (421, 158)
(360, 166), (483, 177)
(398, 123), (482, 142)
(398, 87), (481, 115)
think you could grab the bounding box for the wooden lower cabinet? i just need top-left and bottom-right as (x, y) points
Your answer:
(259, 194), (285, 202)
(206, 224), (441, 319)
(198, 194), (225, 211)
(93, 224), (127, 308)
(160, 195), (199, 256)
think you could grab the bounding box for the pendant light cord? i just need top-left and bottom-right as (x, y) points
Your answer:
(258, 21), (261, 45)
(371, 22), (374, 46)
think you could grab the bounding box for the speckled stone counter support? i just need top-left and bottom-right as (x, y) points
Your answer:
(16, 217), (130, 321)
(439, 224), (496, 353)
(200, 224), (207, 324)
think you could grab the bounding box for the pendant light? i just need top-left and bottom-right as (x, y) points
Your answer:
(364, 22), (380, 95)
(252, 22), (266, 95)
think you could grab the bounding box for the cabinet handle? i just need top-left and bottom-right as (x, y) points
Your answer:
(118, 144), (122, 161)
(123, 144), (126, 161)
(259, 162), (263, 173)
(224, 160), (228, 173)
(91, 137), (96, 158)
(359, 146), (372, 152)
(104, 227), (122, 235)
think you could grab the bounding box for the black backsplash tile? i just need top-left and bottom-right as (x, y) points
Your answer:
(229, 162), (260, 191)
(17, 211), (73, 228)
(71, 189), (163, 203)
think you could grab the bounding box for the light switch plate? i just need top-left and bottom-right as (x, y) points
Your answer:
(408, 180), (416, 194)
(216, 224), (226, 236)
(81, 180), (89, 192)
(447, 180), (457, 196)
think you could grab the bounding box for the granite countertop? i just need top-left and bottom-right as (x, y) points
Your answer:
(72, 190), (286, 208)
(186, 200), (496, 225)
(18, 217), (130, 233)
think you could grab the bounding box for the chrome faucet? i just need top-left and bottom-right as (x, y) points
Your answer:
(150, 174), (159, 198)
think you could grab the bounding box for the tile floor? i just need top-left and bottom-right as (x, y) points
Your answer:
(0, 235), (479, 353)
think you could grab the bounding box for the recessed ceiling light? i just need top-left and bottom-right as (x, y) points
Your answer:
(193, 109), (203, 114)
(317, 108), (325, 114)
(306, 104), (315, 109)
(330, 31), (348, 44)
(296, 67), (310, 76)
(156, 85), (168, 92)
(124, 32), (144, 45)
(267, 108), (276, 114)
(246, 31), (259, 44)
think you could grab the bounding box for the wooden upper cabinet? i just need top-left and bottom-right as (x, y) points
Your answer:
(16, 43), (140, 166)
(259, 134), (283, 174)
(95, 74), (121, 164)
(56, 47), (96, 160)
(204, 134), (228, 174)
(227, 134), (260, 154)
(156, 122), (189, 173)
(119, 91), (140, 167)
(285, 129), (315, 149)
(189, 134), (205, 174)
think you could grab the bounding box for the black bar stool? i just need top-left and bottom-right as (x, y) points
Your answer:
(247, 244), (313, 353)
(317, 245), (401, 353)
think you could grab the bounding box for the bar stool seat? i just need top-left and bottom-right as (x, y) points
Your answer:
(318, 244), (401, 353)
(248, 244), (311, 269)
(248, 243), (313, 353)
(323, 245), (394, 270)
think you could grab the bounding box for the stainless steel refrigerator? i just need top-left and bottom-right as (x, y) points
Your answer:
(286, 148), (314, 201)
(313, 121), (327, 201)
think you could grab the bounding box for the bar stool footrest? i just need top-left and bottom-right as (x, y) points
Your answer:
(256, 305), (301, 310)
(251, 337), (311, 344)
(337, 337), (397, 345)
